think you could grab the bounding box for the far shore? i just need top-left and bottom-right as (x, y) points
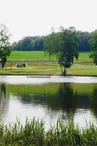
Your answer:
(0, 59), (97, 76)
(0, 67), (97, 76)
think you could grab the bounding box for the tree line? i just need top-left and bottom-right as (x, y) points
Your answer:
(12, 30), (92, 52)
(12, 36), (45, 51)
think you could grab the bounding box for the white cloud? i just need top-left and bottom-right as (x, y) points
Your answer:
(0, 0), (97, 42)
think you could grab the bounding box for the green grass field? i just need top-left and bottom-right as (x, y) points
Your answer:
(79, 52), (89, 59)
(8, 51), (90, 61)
(8, 51), (56, 60)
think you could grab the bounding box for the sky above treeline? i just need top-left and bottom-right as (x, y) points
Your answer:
(0, 0), (97, 43)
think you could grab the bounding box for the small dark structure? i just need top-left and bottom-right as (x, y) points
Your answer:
(17, 62), (26, 68)
(17, 62), (21, 68)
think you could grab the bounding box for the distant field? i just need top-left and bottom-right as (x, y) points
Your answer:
(78, 52), (89, 59)
(8, 51), (55, 60)
(8, 51), (90, 61)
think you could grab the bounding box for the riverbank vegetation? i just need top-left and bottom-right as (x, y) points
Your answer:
(0, 59), (97, 76)
(0, 118), (97, 146)
(0, 64), (97, 76)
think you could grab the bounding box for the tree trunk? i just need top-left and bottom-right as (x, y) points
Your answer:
(59, 65), (66, 75)
(1, 57), (7, 68)
(59, 64), (63, 74)
(63, 68), (66, 75)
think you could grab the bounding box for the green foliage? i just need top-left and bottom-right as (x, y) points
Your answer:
(44, 27), (79, 74)
(0, 24), (12, 68)
(12, 36), (45, 51)
(0, 119), (97, 145)
(12, 31), (93, 59)
(12, 31), (92, 52)
(77, 31), (91, 52)
(89, 32), (97, 65)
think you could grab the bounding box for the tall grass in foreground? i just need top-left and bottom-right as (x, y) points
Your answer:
(0, 118), (97, 146)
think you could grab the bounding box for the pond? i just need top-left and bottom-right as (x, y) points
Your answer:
(0, 75), (97, 130)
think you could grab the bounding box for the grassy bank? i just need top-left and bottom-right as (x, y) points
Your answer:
(67, 64), (97, 76)
(0, 62), (97, 76)
(0, 118), (97, 146)
(0, 62), (60, 75)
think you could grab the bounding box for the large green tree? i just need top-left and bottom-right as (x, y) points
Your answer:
(0, 24), (11, 68)
(89, 32), (97, 65)
(44, 27), (79, 75)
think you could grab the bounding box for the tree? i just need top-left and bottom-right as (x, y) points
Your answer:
(44, 27), (79, 75)
(0, 24), (12, 68)
(12, 36), (45, 51)
(89, 32), (97, 65)
(77, 31), (91, 52)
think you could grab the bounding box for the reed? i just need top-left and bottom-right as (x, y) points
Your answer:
(0, 118), (97, 146)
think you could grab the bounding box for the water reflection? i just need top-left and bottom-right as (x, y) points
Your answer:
(0, 83), (9, 120)
(14, 83), (97, 124)
(0, 82), (97, 128)
(90, 87), (97, 118)
(20, 94), (45, 105)
(43, 83), (78, 121)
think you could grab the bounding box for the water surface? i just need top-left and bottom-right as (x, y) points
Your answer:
(0, 75), (97, 130)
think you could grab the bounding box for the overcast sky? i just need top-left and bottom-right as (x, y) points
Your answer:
(0, 0), (97, 43)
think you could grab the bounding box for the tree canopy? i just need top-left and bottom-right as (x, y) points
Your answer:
(89, 32), (97, 65)
(44, 27), (79, 74)
(12, 31), (91, 52)
(12, 36), (44, 51)
(0, 24), (12, 68)
(77, 31), (91, 52)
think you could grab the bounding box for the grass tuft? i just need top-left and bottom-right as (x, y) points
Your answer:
(0, 118), (97, 145)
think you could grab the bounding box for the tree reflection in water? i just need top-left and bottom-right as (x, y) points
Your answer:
(90, 87), (97, 118)
(44, 83), (78, 122)
(19, 83), (78, 122)
(11, 83), (97, 125)
(0, 83), (9, 120)
(0, 82), (97, 127)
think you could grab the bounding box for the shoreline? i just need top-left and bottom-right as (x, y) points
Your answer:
(0, 73), (97, 77)
(1, 75), (97, 84)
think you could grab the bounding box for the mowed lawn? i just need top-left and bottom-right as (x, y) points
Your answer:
(8, 51), (90, 61)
